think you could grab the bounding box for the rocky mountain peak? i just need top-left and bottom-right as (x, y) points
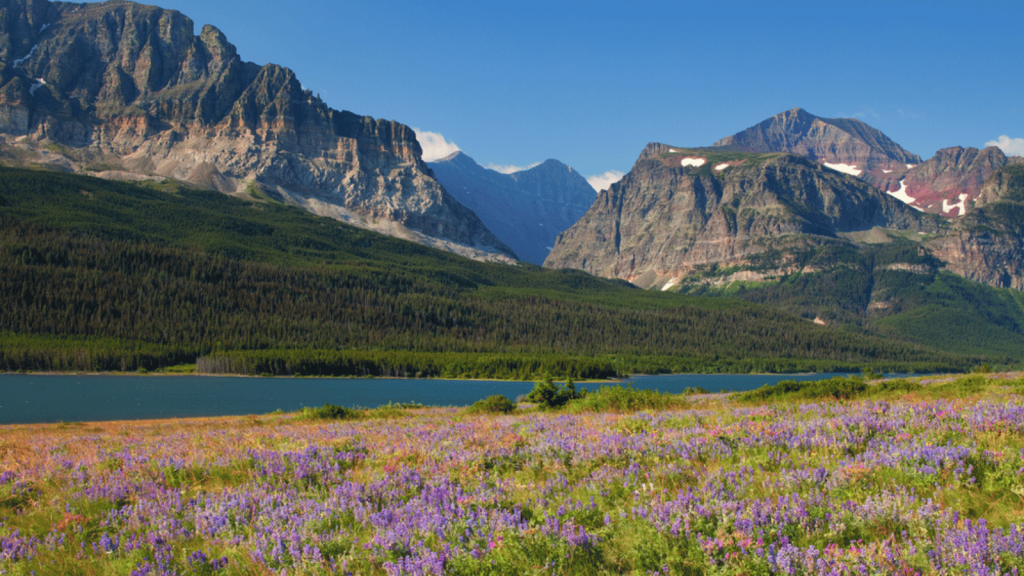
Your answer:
(884, 145), (1018, 217)
(713, 108), (922, 193)
(0, 0), (514, 262)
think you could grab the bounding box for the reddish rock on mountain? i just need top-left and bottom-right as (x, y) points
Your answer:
(874, 146), (1024, 217)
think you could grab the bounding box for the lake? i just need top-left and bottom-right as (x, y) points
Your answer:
(0, 372), (854, 425)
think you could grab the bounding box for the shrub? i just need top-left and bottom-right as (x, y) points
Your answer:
(929, 374), (991, 397)
(737, 376), (868, 402)
(296, 404), (360, 421)
(467, 395), (517, 414)
(874, 378), (922, 394)
(568, 384), (684, 412)
(524, 377), (584, 409)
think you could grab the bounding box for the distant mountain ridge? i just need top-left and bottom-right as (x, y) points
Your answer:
(428, 152), (595, 265)
(0, 0), (515, 261)
(544, 109), (1024, 358)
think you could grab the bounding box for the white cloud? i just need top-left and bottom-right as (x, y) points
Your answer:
(586, 170), (626, 193)
(986, 135), (1024, 157)
(486, 162), (541, 174)
(413, 129), (461, 162)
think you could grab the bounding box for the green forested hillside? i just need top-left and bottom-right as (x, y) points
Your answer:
(684, 240), (1024, 359)
(0, 167), (991, 376)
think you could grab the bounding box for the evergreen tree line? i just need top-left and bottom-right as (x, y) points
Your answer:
(0, 222), (982, 376)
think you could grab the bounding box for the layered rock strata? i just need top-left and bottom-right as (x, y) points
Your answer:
(0, 0), (514, 261)
(545, 144), (936, 289)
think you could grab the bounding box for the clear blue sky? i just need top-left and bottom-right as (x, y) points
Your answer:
(150, 0), (1022, 187)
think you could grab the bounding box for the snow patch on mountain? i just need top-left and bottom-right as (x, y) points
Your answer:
(887, 179), (924, 212)
(823, 163), (863, 176)
(29, 79), (47, 96)
(715, 163), (729, 171)
(942, 193), (969, 217)
(13, 44), (39, 68)
(681, 157), (706, 168)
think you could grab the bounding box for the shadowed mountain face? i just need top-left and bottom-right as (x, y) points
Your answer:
(0, 0), (515, 261)
(428, 152), (595, 265)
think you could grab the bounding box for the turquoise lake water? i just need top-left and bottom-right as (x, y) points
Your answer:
(0, 372), (854, 424)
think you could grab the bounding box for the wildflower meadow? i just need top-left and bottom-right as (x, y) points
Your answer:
(2, 374), (1024, 575)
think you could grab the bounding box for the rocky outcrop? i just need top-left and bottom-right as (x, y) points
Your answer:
(713, 108), (922, 190)
(0, 0), (515, 261)
(544, 144), (936, 288)
(428, 152), (595, 265)
(925, 166), (1024, 288)
(874, 146), (1024, 217)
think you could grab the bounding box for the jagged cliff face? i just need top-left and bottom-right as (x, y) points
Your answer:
(544, 144), (936, 289)
(873, 146), (1024, 217)
(0, 0), (515, 261)
(713, 108), (923, 190)
(427, 152), (595, 265)
(925, 166), (1024, 289)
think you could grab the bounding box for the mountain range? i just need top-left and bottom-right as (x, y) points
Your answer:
(0, 0), (517, 261)
(544, 108), (1024, 356)
(3, 0), (1024, 371)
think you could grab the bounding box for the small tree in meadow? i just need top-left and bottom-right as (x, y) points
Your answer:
(525, 377), (584, 409)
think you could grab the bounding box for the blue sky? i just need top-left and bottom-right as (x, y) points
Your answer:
(152, 0), (1022, 190)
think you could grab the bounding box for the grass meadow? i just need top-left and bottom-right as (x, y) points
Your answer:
(1, 374), (1024, 575)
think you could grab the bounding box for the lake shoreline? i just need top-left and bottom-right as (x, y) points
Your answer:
(0, 369), (846, 381)
(0, 372), (868, 425)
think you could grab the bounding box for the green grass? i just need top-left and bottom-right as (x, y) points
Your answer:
(565, 384), (688, 413)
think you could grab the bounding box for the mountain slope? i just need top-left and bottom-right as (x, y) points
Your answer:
(544, 144), (938, 289)
(427, 152), (595, 265)
(544, 139), (1024, 357)
(0, 0), (514, 261)
(874, 146), (1024, 216)
(0, 166), (981, 375)
(926, 165), (1024, 288)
